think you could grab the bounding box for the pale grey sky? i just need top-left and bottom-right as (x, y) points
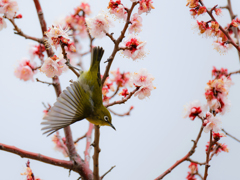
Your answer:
(1, 0), (240, 180)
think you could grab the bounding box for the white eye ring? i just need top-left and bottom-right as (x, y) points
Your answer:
(104, 116), (109, 122)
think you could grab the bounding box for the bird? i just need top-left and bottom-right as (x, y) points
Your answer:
(41, 46), (115, 136)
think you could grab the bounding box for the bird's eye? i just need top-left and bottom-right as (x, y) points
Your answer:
(104, 116), (109, 122)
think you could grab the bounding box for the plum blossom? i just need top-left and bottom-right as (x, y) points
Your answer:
(134, 84), (154, 99)
(111, 68), (131, 87)
(40, 55), (67, 78)
(131, 68), (155, 99)
(186, 0), (199, 8)
(129, 13), (142, 34)
(213, 37), (229, 54)
(120, 35), (147, 60)
(14, 58), (37, 81)
(183, 100), (205, 120)
(0, 0), (19, 19)
(45, 25), (76, 51)
(75, 1), (91, 16)
(130, 68), (154, 87)
(214, 8), (222, 16)
(131, 0), (155, 15)
(108, 0), (127, 20)
(52, 132), (69, 157)
(215, 143), (229, 155)
(119, 88), (129, 97)
(0, 16), (6, 30)
(203, 112), (221, 133)
(65, 15), (88, 38)
(86, 13), (114, 38)
(21, 160), (41, 180)
(29, 44), (45, 60)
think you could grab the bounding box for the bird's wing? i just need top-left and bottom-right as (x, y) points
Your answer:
(41, 81), (89, 136)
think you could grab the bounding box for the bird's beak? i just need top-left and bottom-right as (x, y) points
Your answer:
(108, 122), (116, 131)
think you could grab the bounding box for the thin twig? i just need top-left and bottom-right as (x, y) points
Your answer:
(222, 129), (240, 143)
(228, 70), (240, 77)
(110, 85), (120, 99)
(199, 0), (240, 52)
(203, 130), (213, 180)
(60, 43), (80, 77)
(36, 78), (55, 86)
(101, 165), (116, 179)
(108, 107), (133, 117)
(186, 158), (206, 166)
(155, 125), (204, 180)
(74, 134), (87, 144)
(101, 2), (138, 85)
(7, 18), (43, 43)
(85, 123), (94, 167)
(105, 87), (140, 108)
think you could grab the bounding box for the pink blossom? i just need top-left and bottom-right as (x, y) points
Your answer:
(188, 162), (198, 174)
(119, 88), (129, 97)
(40, 55), (67, 78)
(183, 100), (204, 120)
(131, 0), (155, 15)
(120, 35), (147, 60)
(110, 68), (131, 87)
(108, 0), (127, 20)
(214, 8), (222, 16)
(213, 38), (229, 54)
(129, 13), (142, 34)
(134, 84), (154, 99)
(0, 16), (7, 30)
(45, 25), (75, 51)
(65, 15), (88, 38)
(14, 58), (37, 81)
(203, 113), (221, 133)
(52, 132), (68, 157)
(130, 68), (154, 87)
(29, 44), (45, 60)
(86, 13), (114, 38)
(0, 0), (18, 19)
(215, 143), (229, 155)
(75, 2), (91, 16)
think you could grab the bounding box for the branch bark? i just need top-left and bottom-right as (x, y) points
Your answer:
(203, 130), (213, 180)
(155, 125), (204, 180)
(93, 125), (101, 180)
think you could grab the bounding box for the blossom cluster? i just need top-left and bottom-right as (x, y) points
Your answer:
(184, 67), (233, 133)
(187, 0), (239, 54)
(0, 0), (19, 31)
(186, 162), (198, 180)
(102, 68), (155, 103)
(21, 160), (41, 180)
(14, 58), (37, 81)
(52, 131), (69, 157)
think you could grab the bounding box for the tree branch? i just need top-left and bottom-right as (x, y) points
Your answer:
(222, 128), (240, 143)
(105, 87), (139, 108)
(93, 125), (100, 180)
(101, 165), (116, 179)
(101, 2), (138, 85)
(108, 106), (133, 117)
(36, 78), (56, 86)
(203, 130), (213, 180)
(74, 134), (87, 144)
(155, 125), (204, 180)
(85, 123), (94, 167)
(186, 158), (206, 166)
(7, 18), (43, 43)
(198, 0), (240, 52)
(0, 143), (74, 170)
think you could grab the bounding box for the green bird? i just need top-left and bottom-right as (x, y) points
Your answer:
(41, 46), (115, 136)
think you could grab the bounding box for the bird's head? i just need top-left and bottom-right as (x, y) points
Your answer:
(100, 106), (115, 130)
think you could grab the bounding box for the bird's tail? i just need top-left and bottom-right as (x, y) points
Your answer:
(89, 46), (104, 72)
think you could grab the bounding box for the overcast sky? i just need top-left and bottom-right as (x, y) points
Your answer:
(1, 0), (240, 180)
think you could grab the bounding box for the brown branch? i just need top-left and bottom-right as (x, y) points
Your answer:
(110, 85), (120, 99)
(0, 143), (74, 170)
(93, 125), (101, 180)
(74, 134), (87, 144)
(108, 106), (133, 117)
(7, 18), (43, 43)
(85, 123), (94, 167)
(155, 125), (204, 180)
(203, 130), (213, 180)
(228, 70), (240, 77)
(101, 165), (116, 179)
(33, 1), (93, 179)
(36, 78), (56, 86)
(106, 33), (116, 43)
(105, 87), (139, 108)
(209, 143), (220, 161)
(222, 128), (240, 143)
(195, 172), (204, 180)
(186, 158), (206, 166)
(60, 43), (80, 77)
(101, 2), (138, 84)
(198, 0), (240, 52)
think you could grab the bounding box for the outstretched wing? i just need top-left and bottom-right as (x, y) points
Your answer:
(41, 81), (89, 136)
